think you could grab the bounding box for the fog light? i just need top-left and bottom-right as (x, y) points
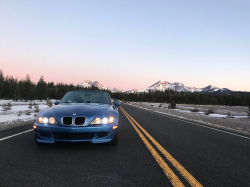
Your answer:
(33, 125), (36, 129)
(102, 118), (108, 124)
(109, 117), (114, 123)
(43, 117), (48, 123)
(113, 126), (118, 129)
(38, 117), (43, 123)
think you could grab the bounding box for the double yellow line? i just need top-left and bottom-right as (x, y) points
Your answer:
(120, 107), (202, 187)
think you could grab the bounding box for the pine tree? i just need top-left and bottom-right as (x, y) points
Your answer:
(0, 70), (4, 98)
(2, 76), (11, 99)
(13, 85), (21, 101)
(168, 100), (176, 109)
(22, 74), (32, 101)
(36, 76), (47, 101)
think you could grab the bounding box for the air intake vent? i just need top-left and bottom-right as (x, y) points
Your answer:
(75, 117), (86, 125)
(53, 133), (94, 140)
(63, 117), (72, 125)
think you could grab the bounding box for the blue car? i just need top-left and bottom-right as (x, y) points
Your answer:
(33, 90), (121, 146)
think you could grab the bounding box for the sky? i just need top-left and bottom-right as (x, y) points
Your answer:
(0, 0), (249, 91)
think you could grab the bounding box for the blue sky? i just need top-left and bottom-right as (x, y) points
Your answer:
(0, 0), (249, 91)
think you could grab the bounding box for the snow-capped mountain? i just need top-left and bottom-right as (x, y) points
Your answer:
(78, 80), (107, 90)
(78, 80), (233, 94)
(111, 87), (124, 93)
(201, 85), (220, 92)
(126, 81), (233, 93)
(125, 88), (145, 93)
(145, 81), (202, 92)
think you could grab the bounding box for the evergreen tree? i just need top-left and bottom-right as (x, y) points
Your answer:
(3, 76), (11, 99)
(13, 84), (21, 101)
(22, 74), (32, 101)
(0, 70), (4, 98)
(168, 100), (176, 109)
(36, 76), (47, 100)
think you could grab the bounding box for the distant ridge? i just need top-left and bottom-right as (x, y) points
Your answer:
(78, 80), (234, 94)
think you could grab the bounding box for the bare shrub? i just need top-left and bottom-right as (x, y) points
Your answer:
(17, 111), (23, 116)
(204, 108), (214, 115)
(25, 110), (31, 115)
(190, 108), (199, 112)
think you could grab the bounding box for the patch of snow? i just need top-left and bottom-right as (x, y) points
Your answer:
(207, 114), (227, 118)
(0, 100), (53, 124)
(0, 113), (35, 123)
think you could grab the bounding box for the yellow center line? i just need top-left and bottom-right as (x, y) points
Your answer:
(121, 109), (185, 187)
(120, 107), (203, 187)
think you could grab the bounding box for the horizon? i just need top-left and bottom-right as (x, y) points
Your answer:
(1, 1), (249, 91)
(1, 70), (249, 92)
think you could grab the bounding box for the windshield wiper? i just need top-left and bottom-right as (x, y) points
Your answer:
(62, 101), (71, 103)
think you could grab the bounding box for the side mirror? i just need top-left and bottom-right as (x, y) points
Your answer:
(54, 101), (60, 105)
(115, 102), (121, 106)
(113, 102), (121, 109)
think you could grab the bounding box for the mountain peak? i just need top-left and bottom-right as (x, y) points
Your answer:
(78, 80), (107, 90)
(77, 80), (233, 94)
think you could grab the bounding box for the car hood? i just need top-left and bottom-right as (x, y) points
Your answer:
(38, 103), (118, 125)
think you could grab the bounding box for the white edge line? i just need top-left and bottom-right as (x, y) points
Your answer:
(124, 104), (250, 140)
(0, 129), (33, 142)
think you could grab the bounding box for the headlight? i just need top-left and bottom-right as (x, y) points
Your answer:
(109, 117), (114, 123)
(37, 117), (57, 124)
(49, 117), (56, 124)
(90, 117), (114, 124)
(102, 118), (108, 124)
(95, 117), (101, 124)
(38, 117), (43, 123)
(43, 117), (49, 123)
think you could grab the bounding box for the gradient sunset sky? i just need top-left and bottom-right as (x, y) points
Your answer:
(0, 0), (249, 91)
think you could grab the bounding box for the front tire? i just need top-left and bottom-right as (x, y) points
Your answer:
(107, 133), (118, 146)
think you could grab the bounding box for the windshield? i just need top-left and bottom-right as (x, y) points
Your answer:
(60, 91), (111, 104)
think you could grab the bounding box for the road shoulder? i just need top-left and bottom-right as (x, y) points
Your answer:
(124, 103), (250, 137)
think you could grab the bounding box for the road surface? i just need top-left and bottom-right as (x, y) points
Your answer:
(0, 103), (250, 186)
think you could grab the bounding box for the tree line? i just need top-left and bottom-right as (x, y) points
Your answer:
(0, 70), (250, 106)
(0, 70), (91, 101)
(112, 90), (250, 106)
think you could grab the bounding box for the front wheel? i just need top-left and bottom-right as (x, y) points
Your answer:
(107, 133), (118, 146)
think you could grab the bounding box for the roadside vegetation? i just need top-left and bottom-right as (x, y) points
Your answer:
(168, 100), (177, 109)
(246, 107), (250, 118)
(204, 108), (214, 115)
(190, 108), (199, 112)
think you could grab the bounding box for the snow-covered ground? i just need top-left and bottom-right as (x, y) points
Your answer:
(133, 102), (249, 119)
(127, 102), (250, 133)
(0, 99), (56, 125)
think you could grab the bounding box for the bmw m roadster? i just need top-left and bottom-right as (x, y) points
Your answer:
(33, 90), (121, 146)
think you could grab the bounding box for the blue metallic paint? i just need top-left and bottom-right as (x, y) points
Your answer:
(34, 101), (119, 144)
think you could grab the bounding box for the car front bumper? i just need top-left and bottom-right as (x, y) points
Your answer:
(33, 122), (118, 143)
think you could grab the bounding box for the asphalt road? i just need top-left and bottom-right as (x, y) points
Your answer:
(0, 103), (250, 187)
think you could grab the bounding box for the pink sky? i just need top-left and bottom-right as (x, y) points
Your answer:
(1, 57), (249, 92)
